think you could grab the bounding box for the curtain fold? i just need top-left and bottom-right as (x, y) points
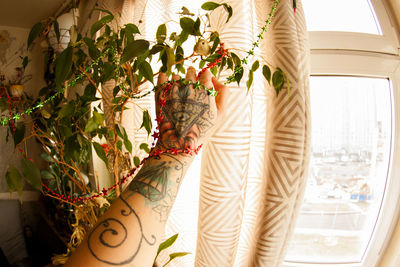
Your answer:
(78, 1), (310, 266)
(250, 0), (310, 265)
(196, 1), (310, 266)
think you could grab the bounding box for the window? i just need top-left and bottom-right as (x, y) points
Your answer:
(304, 0), (399, 55)
(303, 0), (382, 34)
(284, 0), (400, 266)
(285, 76), (392, 263)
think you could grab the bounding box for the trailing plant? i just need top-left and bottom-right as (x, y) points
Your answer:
(153, 233), (190, 267)
(0, 1), (288, 264)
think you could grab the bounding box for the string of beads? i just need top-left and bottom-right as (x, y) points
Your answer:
(0, 47), (112, 126)
(226, 0), (279, 84)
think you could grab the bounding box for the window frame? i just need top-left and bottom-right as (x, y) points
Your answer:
(284, 0), (400, 266)
(307, 0), (399, 55)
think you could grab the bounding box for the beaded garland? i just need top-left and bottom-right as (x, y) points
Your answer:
(226, 0), (279, 84)
(0, 0), (280, 125)
(0, 47), (113, 126)
(4, 0), (283, 204)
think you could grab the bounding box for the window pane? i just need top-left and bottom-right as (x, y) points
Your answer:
(302, 0), (382, 35)
(285, 76), (392, 263)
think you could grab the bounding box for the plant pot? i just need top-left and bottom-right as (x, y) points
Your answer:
(48, 9), (79, 53)
(9, 84), (24, 97)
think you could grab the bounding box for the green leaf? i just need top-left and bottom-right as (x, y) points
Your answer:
(139, 143), (150, 153)
(83, 37), (99, 59)
(55, 46), (73, 89)
(180, 17), (200, 36)
(138, 61), (154, 84)
(124, 23), (140, 44)
(180, 6), (194, 16)
(82, 83), (97, 102)
(194, 18), (201, 36)
(6, 165), (23, 198)
(156, 24), (167, 43)
(134, 156), (140, 167)
(93, 110), (105, 125)
(117, 140), (123, 150)
(222, 4), (233, 23)
(59, 124), (73, 138)
(272, 68), (285, 95)
(124, 137), (133, 153)
(205, 53), (220, 62)
(57, 102), (74, 119)
(13, 122), (25, 147)
(177, 31), (189, 46)
(125, 23), (140, 34)
(53, 20), (60, 43)
(64, 136), (80, 162)
(119, 126), (133, 153)
(175, 46), (184, 61)
(234, 66), (244, 86)
(230, 52), (241, 66)
(201, 2), (220, 10)
(40, 153), (54, 162)
(211, 36), (220, 54)
(210, 31), (219, 42)
(21, 158), (42, 191)
(163, 252), (191, 267)
(85, 117), (98, 133)
(246, 70), (254, 91)
(166, 46), (175, 74)
(27, 22), (42, 48)
(120, 39), (150, 64)
(115, 124), (124, 138)
(93, 142), (108, 167)
(113, 85), (120, 97)
(41, 170), (54, 180)
(101, 62), (115, 82)
(140, 110), (152, 136)
(90, 14), (114, 37)
(251, 60), (259, 72)
(150, 44), (165, 55)
(199, 59), (206, 69)
(262, 65), (271, 85)
(211, 65), (218, 76)
(156, 234), (178, 258)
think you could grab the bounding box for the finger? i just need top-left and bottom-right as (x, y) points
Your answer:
(212, 76), (229, 115)
(172, 74), (181, 82)
(198, 69), (213, 89)
(185, 66), (196, 83)
(155, 73), (168, 114)
(157, 72), (168, 85)
(155, 72), (168, 99)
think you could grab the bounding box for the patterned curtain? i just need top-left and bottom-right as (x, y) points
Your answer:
(78, 0), (310, 266)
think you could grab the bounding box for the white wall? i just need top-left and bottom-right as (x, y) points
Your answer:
(0, 25), (46, 199)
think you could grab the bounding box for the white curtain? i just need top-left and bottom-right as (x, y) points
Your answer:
(79, 1), (310, 266)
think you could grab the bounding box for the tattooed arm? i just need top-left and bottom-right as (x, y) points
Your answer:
(64, 67), (228, 267)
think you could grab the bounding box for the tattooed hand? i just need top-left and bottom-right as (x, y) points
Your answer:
(155, 67), (228, 151)
(64, 67), (228, 267)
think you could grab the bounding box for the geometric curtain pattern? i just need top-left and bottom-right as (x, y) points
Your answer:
(196, 1), (311, 266)
(80, 0), (310, 266)
(249, 0), (310, 265)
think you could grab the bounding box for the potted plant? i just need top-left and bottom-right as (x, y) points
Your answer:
(8, 56), (32, 98)
(1, 1), (287, 264)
